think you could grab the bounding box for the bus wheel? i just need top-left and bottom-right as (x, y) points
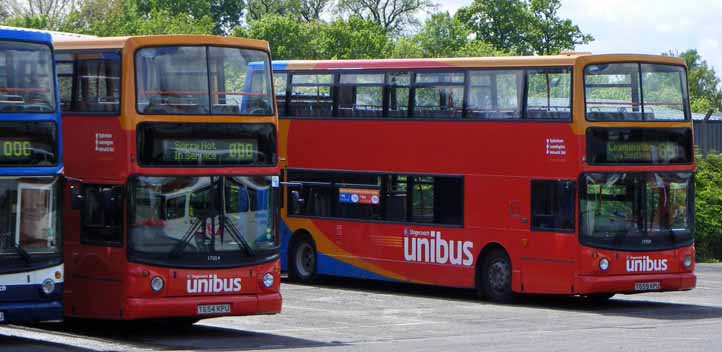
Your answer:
(289, 236), (317, 283)
(480, 249), (514, 303)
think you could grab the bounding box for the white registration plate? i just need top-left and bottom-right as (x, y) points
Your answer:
(197, 304), (231, 315)
(634, 282), (661, 291)
(0, 311), (4, 322)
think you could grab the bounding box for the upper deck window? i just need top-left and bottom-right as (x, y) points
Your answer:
(57, 51), (121, 114)
(413, 72), (465, 118)
(136, 46), (273, 116)
(0, 41), (55, 113)
(584, 63), (689, 121)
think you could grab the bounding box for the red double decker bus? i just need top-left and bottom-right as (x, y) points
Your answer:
(55, 35), (281, 321)
(274, 54), (696, 302)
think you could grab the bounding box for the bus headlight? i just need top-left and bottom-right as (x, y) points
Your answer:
(599, 258), (610, 271)
(151, 276), (164, 292)
(41, 278), (55, 295)
(262, 273), (274, 288)
(683, 255), (693, 268)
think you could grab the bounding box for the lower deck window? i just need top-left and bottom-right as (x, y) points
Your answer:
(287, 170), (463, 226)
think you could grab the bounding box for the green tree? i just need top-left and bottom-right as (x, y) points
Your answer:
(2, 14), (52, 29)
(62, 0), (215, 36)
(316, 17), (391, 59)
(389, 12), (506, 58)
(245, 0), (303, 22)
(695, 152), (722, 261)
(456, 0), (592, 55)
(676, 49), (722, 113)
(2, 0), (76, 30)
(300, 0), (331, 21)
(337, 0), (436, 33)
(136, 0), (244, 34)
(235, 15), (321, 60)
(526, 0), (593, 55)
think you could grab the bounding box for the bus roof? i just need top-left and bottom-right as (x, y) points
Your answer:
(0, 26), (53, 44)
(54, 35), (270, 52)
(273, 54), (686, 71)
(0, 25), (94, 42)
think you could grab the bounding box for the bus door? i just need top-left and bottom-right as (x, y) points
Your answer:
(521, 180), (577, 294)
(64, 182), (125, 318)
(16, 181), (57, 252)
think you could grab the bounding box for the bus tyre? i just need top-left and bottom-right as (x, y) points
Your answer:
(289, 236), (317, 283)
(479, 249), (514, 303)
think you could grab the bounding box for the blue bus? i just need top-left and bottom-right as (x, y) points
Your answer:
(0, 28), (63, 324)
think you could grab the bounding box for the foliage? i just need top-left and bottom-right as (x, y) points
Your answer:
(135, 0), (244, 34)
(674, 49), (722, 113)
(336, 0), (436, 34)
(2, 0), (76, 30)
(61, 0), (215, 36)
(695, 152), (722, 262)
(316, 17), (392, 59)
(388, 12), (507, 58)
(246, 0), (303, 22)
(456, 0), (592, 55)
(235, 15), (321, 60)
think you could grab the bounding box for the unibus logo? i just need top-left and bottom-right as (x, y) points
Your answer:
(403, 229), (474, 266)
(626, 256), (668, 272)
(186, 274), (242, 294)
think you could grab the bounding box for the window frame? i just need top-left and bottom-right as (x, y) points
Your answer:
(285, 168), (464, 227)
(80, 184), (124, 247)
(56, 49), (122, 116)
(0, 39), (58, 115)
(275, 65), (573, 122)
(583, 61), (691, 122)
(287, 71), (336, 118)
(530, 179), (576, 233)
(133, 44), (275, 117)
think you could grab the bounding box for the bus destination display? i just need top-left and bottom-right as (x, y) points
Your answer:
(161, 139), (257, 164)
(605, 141), (683, 163)
(0, 122), (57, 166)
(587, 128), (692, 165)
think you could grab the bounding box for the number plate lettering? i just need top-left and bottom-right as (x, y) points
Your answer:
(197, 304), (231, 315)
(634, 282), (661, 291)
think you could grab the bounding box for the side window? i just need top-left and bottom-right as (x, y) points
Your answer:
(286, 170), (463, 226)
(273, 71), (287, 116)
(466, 70), (523, 119)
(81, 185), (123, 246)
(526, 68), (571, 119)
(286, 170), (334, 217)
(413, 72), (465, 118)
(289, 73), (333, 117)
(338, 73), (384, 118)
(57, 51), (121, 114)
(531, 180), (575, 232)
(335, 173), (383, 219)
(387, 72), (410, 118)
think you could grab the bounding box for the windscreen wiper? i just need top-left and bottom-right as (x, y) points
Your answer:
(14, 245), (32, 265)
(223, 218), (255, 257)
(169, 219), (203, 258)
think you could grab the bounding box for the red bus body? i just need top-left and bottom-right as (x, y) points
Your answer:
(275, 54), (696, 298)
(56, 36), (282, 320)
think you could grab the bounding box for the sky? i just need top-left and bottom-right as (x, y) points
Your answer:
(436, 0), (722, 73)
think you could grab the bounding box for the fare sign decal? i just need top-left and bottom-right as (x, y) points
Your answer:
(338, 188), (380, 205)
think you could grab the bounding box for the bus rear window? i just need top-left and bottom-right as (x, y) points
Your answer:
(135, 46), (273, 116)
(584, 63), (689, 121)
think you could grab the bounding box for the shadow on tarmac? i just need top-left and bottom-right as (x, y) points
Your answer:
(25, 319), (342, 351)
(0, 335), (91, 352)
(290, 275), (722, 321)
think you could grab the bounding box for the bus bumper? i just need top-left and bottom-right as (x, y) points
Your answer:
(123, 292), (282, 320)
(574, 272), (696, 294)
(0, 301), (63, 324)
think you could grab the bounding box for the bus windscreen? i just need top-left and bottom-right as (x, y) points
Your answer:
(0, 41), (55, 113)
(135, 46), (274, 116)
(584, 63), (688, 121)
